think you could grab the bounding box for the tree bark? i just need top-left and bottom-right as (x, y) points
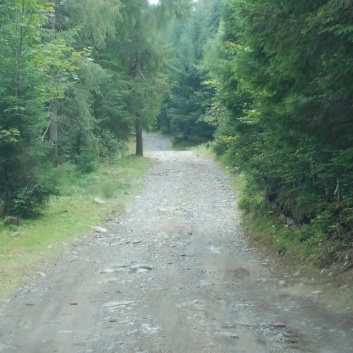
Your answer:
(49, 101), (59, 162)
(136, 116), (143, 156)
(49, 0), (59, 162)
(2, 163), (11, 216)
(135, 44), (144, 157)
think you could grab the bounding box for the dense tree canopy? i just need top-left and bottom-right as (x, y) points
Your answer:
(205, 0), (353, 248)
(1, 0), (353, 253)
(0, 0), (191, 216)
(159, 0), (223, 143)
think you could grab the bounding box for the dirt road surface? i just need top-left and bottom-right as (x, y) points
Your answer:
(0, 134), (352, 353)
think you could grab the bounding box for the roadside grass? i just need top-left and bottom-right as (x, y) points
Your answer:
(0, 149), (154, 301)
(184, 143), (217, 162)
(233, 173), (353, 309)
(242, 209), (353, 308)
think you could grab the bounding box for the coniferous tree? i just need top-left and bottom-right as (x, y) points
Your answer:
(162, 0), (222, 144)
(207, 0), (353, 244)
(102, 0), (190, 156)
(0, 0), (80, 216)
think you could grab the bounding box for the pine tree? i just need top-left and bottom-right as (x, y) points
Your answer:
(102, 0), (186, 156)
(208, 0), (353, 242)
(163, 0), (222, 144)
(0, 0), (77, 216)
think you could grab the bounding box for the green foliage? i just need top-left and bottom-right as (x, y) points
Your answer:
(160, 0), (223, 144)
(96, 128), (127, 164)
(75, 144), (99, 173)
(91, 0), (181, 156)
(0, 0), (69, 216)
(204, 0), (353, 250)
(0, 0), (187, 216)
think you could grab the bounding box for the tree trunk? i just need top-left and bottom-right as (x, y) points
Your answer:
(2, 163), (11, 217)
(49, 0), (59, 162)
(49, 101), (59, 162)
(136, 116), (143, 156)
(135, 44), (144, 157)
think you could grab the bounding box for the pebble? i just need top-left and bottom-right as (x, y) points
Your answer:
(91, 226), (108, 233)
(94, 197), (106, 204)
(273, 323), (287, 328)
(216, 332), (239, 339)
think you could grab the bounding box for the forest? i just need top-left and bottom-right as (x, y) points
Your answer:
(1, 0), (353, 259)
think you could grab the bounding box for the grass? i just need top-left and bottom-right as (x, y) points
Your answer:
(0, 148), (154, 301)
(231, 173), (353, 310)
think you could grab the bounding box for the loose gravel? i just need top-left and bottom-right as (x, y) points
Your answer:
(0, 134), (352, 353)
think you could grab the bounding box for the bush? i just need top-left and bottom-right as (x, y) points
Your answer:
(96, 128), (127, 164)
(76, 144), (99, 173)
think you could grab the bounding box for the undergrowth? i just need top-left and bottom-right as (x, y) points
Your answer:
(235, 173), (343, 263)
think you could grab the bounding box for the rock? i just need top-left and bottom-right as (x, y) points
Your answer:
(5, 217), (24, 226)
(10, 231), (20, 238)
(129, 264), (152, 273)
(216, 332), (239, 339)
(94, 197), (106, 204)
(91, 226), (108, 233)
(344, 254), (350, 266)
(70, 302), (78, 305)
(142, 323), (160, 334)
(278, 214), (287, 224)
(277, 249), (286, 257)
(279, 280), (286, 287)
(103, 301), (134, 312)
(287, 217), (295, 226)
(273, 323), (286, 328)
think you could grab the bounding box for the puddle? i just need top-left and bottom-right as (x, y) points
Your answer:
(101, 264), (153, 274)
(0, 344), (10, 352)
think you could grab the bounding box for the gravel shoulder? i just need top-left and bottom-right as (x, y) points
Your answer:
(0, 134), (352, 353)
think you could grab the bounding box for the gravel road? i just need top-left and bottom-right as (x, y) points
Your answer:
(0, 133), (352, 353)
